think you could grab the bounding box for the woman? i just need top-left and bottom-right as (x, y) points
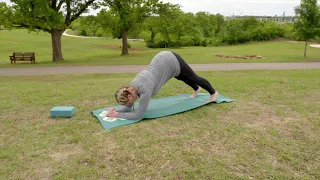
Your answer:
(106, 51), (219, 120)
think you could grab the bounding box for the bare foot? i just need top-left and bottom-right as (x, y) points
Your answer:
(207, 91), (219, 103)
(190, 87), (201, 99)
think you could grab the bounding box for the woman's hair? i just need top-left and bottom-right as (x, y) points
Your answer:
(114, 86), (132, 105)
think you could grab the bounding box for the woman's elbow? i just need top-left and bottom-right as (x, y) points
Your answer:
(132, 113), (144, 120)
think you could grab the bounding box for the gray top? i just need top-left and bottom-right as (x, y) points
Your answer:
(117, 51), (181, 120)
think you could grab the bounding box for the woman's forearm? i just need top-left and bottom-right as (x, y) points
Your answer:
(117, 105), (133, 112)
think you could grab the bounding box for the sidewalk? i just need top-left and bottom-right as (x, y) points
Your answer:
(1, 62), (320, 76)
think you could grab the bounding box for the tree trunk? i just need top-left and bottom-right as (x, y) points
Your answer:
(150, 29), (155, 43)
(51, 29), (65, 62)
(121, 30), (129, 56)
(163, 27), (171, 47)
(304, 40), (308, 57)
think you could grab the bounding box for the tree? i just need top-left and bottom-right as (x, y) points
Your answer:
(102, 0), (160, 55)
(0, 2), (13, 29)
(141, 16), (160, 44)
(9, 0), (98, 62)
(195, 12), (214, 38)
(155, 3), (199, 47)
(151, 3), (179, 47)
(242, 17), (260, 31)
(215, 13), (225, 35)
(222, 19), (249, 44)
(140, 5), (201, 48)
(76, 15), (109, 37)
(294, 0), (320, 57)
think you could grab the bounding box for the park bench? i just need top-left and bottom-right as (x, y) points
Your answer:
(9, 52), (36, 64)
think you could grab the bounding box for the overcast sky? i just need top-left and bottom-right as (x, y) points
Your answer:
(1, 0), (303, 16)
(162, 0), (302, 16)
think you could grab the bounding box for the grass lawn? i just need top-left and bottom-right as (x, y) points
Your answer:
(0, 69), (319, 179)
(0, 29), (319, 68)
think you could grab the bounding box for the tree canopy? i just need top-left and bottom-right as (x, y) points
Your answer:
(0, 2), (13, 29)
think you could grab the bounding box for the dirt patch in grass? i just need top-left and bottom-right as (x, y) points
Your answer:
(216, 54), (266, 59)
(288, 41), (304, 44)
(51, 144), (82, 162)
(104, 45), (145, 51)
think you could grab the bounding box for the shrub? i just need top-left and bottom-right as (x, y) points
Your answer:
(180, 35), (194, 47)
(139, 31), (152, 43)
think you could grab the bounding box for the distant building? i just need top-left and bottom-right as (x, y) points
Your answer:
(225, 14), (297, 24)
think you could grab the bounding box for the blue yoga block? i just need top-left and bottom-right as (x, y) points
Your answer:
(50, 106), (75, 118)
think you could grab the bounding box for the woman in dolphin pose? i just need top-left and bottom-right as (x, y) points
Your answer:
(106, 51), (219, 120)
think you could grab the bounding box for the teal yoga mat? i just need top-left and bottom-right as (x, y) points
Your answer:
(92, 93), (235, 130)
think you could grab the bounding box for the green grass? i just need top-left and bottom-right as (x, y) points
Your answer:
(0, 29), (319, 68)
(1, 70), (319, 179)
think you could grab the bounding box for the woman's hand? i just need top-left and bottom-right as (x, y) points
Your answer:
(108, 108), (116, 113)
(106, 108), (118, 118)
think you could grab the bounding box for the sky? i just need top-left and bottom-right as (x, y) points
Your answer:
(1, 0), (303, 16)
(161, 0), (301, 16)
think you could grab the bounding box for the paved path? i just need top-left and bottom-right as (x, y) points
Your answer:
(1, 62), (320, 76)
(62, 29), (144, 41)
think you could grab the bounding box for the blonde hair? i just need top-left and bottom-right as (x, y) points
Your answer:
(114, 86), (132, 105)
